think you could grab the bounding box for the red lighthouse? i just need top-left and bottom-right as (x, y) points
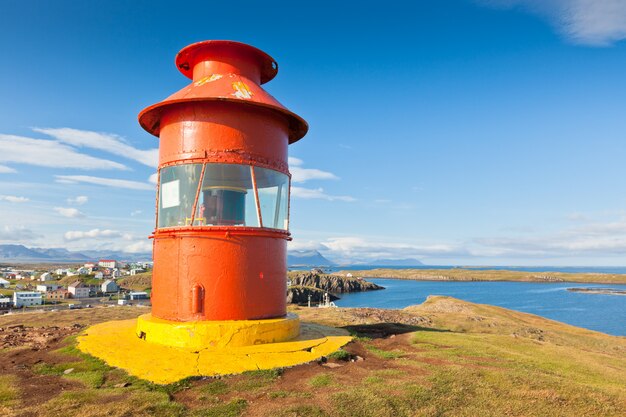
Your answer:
(78, 41), (351, 383)
(138, 40), (307, 324)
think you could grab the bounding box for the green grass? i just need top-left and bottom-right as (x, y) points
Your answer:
(31, 336), (112, 389)
(38, 389), (187, 417)
(308, 374), (333, 388)
(275, 404), (329, 417)
(199, 379), (229, 395)
(230, 369), (282, 392)
(332, 388), (416, 417)
(362, 376), (384, 384)
(0, 375), (19, 407)
(192, 398), (247, 417)
(327, 349), (351, 361)
(364, 346), (403, 359)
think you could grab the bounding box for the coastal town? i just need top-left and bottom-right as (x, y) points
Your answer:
(0, 260), (153, 312)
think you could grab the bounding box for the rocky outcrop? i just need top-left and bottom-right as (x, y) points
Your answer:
(289, 273), (384, 293)
(286, 286), (340, 305)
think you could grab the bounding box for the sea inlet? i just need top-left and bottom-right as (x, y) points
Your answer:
(335, 279), (626, 336)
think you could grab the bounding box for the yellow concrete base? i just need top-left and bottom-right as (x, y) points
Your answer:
(77, 317), (352, 384)
(135, 313), (300, 350)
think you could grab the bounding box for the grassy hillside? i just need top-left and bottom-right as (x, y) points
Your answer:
(339, 268), (626, 284)
(117, 272), (152, 291)
(0, 298), (624, 416)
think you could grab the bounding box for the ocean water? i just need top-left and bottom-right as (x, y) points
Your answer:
(335, 279), (626, 336)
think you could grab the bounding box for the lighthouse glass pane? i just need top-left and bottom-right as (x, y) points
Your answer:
(193, 164), (259, 227)
(158, 164), (203, 228)
(254, 166), (289, 230)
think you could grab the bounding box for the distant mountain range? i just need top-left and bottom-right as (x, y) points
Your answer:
(287, 250), (335, 267)
(0, 244), (424, 267)
(286, 251), (425, 268)
(0, 244), (151, 263)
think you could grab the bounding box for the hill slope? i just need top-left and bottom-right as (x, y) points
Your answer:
(0, 297), (624, 416)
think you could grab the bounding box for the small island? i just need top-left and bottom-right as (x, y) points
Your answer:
(567, 287), (626, 296)
(286, 270), (384, 305)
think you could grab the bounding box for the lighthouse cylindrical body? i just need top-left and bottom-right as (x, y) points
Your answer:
(138, 41), (308, 322)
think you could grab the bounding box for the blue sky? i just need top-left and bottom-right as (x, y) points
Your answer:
(1, 0), (626, 265)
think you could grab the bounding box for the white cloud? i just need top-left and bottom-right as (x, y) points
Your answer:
(131, 210), (143, 216)
(34, 127), (159, 168)
(54, 207), (86, 218)
(67, 195), (89, 205)
(288, 156), (338, 183)
(566, 212), (588, 221)
(0, 225), (41, 242)
(291, 166), (339, 183)
(321, 237), (462, 262)
(0, 165), (16, 173)
(287, 239), (326, 252)
(55, 175), (154, 191)
(288, 157), (303, 166)
(124, 240), (152, 253)
(0, 195), (29, 203)
(0, 134), (127, 171)
(481, 0), (626, 46)
(148, 173), (158, 184)
(64, 228), (124, 241)
(291, 186), (355, 202)
(473, 217), (626, 256)
(288, 157), (350, 201)
(290, 236), (464, 263)
(292, 214), (626, 264)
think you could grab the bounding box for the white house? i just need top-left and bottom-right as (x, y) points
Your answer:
(101, 279), (118, 293)
(0, 278), (10, 288)
(99, 260), (118, 269)
(36, 284), (61, 292)
(111, 269), (121, 278)
(76, 267), (90, 275)
(84, 262), (96, 269)
(39, 272), (53, 281)
(0, 297), (11, 308)
(13, 292), (43, 308)
(94, 272), (104, 279)
(130, 268), (146, 276)
(68, 281), (90, 298)
(129, 291), (149, 300)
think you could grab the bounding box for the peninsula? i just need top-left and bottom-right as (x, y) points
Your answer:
(338, 268), (626, 284)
